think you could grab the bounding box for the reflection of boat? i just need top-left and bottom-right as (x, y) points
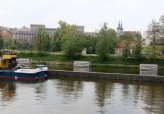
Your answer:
(0, 50), (48, 82)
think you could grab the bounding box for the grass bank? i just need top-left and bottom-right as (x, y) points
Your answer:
(17, 51), (164, 66)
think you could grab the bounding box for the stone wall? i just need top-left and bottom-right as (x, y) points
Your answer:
(48, 70), (164, 82)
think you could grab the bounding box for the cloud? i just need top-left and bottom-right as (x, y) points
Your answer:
(0, 0), (164, 32)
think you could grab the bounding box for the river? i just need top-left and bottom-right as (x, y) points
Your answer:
(0, 77), (164, 114)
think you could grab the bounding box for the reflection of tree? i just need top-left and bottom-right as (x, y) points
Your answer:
(121, 82), (140, 106)
(35, 83), (47, 94)
(55, 77), (83, 103)
(32, 82), (47, 101)
(0, 82), (16, 101)
(140, 83), (164, 114)
(94, 80), (114, 114)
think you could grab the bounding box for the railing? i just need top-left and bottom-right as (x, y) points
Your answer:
(17, 58), (32, 68)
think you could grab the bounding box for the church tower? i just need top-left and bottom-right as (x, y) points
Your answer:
(117, 21), (123, 37)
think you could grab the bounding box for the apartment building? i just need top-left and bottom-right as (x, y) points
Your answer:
(12, 24), (56, 44)
(12, 24), (85, 44)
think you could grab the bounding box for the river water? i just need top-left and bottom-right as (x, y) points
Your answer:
(0, 77), (164, 114)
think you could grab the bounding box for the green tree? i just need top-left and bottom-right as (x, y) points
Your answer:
(52, 21), (83, 59)
(36, 28), (50, 52)
(132, 39), (142, 62)
(14, 41), (33, 50)
(52, 21), (76, 52)
(107, 28), (118, 54)
(159, 14), (164, 43)
(96, 23), (109, 61)
(147, 20), (160, 63)
(122, 41), (130, 60)
(63, 36), (83, 60)
(120, 32), (135, 41)
(4, 38), (16, 50)
(80, 34), (98, 54)
(0, 33), (4, 49)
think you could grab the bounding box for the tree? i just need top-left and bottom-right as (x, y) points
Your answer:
(52, 21), (78, 52)
(159, 14), (164, 43)
(14, 41), (33, 50)
(96, 23), (110, 61)
(107, 28), (118, 54)
(122, 41), (130, 60)
(36, 28), (50, 52)
(63, 36), (83, 60)
(120, 32), (135, 41)
(80, 34), (98, 54)
(132, 39), (142, 62)
(4, 38), (16, 50)
(0, 33), (4, 49)
(147, 20), (160, 63)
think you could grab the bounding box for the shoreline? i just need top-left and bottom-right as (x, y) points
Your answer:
(48, 70), (164, 83)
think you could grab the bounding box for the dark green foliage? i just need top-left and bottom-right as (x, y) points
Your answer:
(17, 51), (50, 58)
(122, 41), (130, 60)
(96, 23), (109, 61)
(63, 37), (83, 60)
(36, 51), (50, 57)
(0, 36), (4, 49)
(36, 28), (51, 52)
(96, 39), (109, 61)
(15, 41), (33, 50)
(132, 41), (142, 62)
(120, 32), (135, 41)
(80, 34), (98, 54)
(107, 28), (118, 54)
(3, 38), (16, 50)
(52, 21), (75, 52)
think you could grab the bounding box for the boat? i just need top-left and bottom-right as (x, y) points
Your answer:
(0, 50), (48, 82)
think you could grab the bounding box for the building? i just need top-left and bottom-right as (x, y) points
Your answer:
(117, 21), (124, 37)
(30, 24), (45, 31)
(46, 28), (57, 38)
(12, 30), (36, 44)
(1, 31), (12, 39)
(76, 26), (85, 34)
(12, 24), (56, 44)
(115, 21), (142, 55)
(12, 24), (85, 44)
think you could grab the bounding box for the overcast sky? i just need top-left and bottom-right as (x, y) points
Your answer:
(0, 0), (163, 32)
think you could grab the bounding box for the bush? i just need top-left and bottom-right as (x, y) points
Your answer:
(37, 52), (49, 57)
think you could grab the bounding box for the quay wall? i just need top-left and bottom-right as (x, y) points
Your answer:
(48, 70), (164, 82)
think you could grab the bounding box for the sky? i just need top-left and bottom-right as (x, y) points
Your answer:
(0, 0), (164, 32)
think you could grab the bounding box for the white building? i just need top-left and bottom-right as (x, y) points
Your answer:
(142, 31), (152, 45)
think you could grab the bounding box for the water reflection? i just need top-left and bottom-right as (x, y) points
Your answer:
(140, 83), (164, 114)
(0, 81), (16, 108)
(0, 82), (16, 100)
(94, 81), (114, 114)
(0, 78), (164, 114)
(54, 77), (84, 104)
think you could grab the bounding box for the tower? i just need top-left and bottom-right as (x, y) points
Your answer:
(117, 21), (124, 37)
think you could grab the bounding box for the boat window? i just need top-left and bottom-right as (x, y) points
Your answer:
(3, 51), (10, 55)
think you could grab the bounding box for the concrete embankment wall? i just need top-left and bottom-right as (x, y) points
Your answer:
(48, 70), (164, 82)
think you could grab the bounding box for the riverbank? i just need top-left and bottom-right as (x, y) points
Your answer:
(16, 51), (164, 75)
(17, 51), (164, 66)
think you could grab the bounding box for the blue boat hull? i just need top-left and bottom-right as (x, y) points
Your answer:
(0, 70), (47, 82)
